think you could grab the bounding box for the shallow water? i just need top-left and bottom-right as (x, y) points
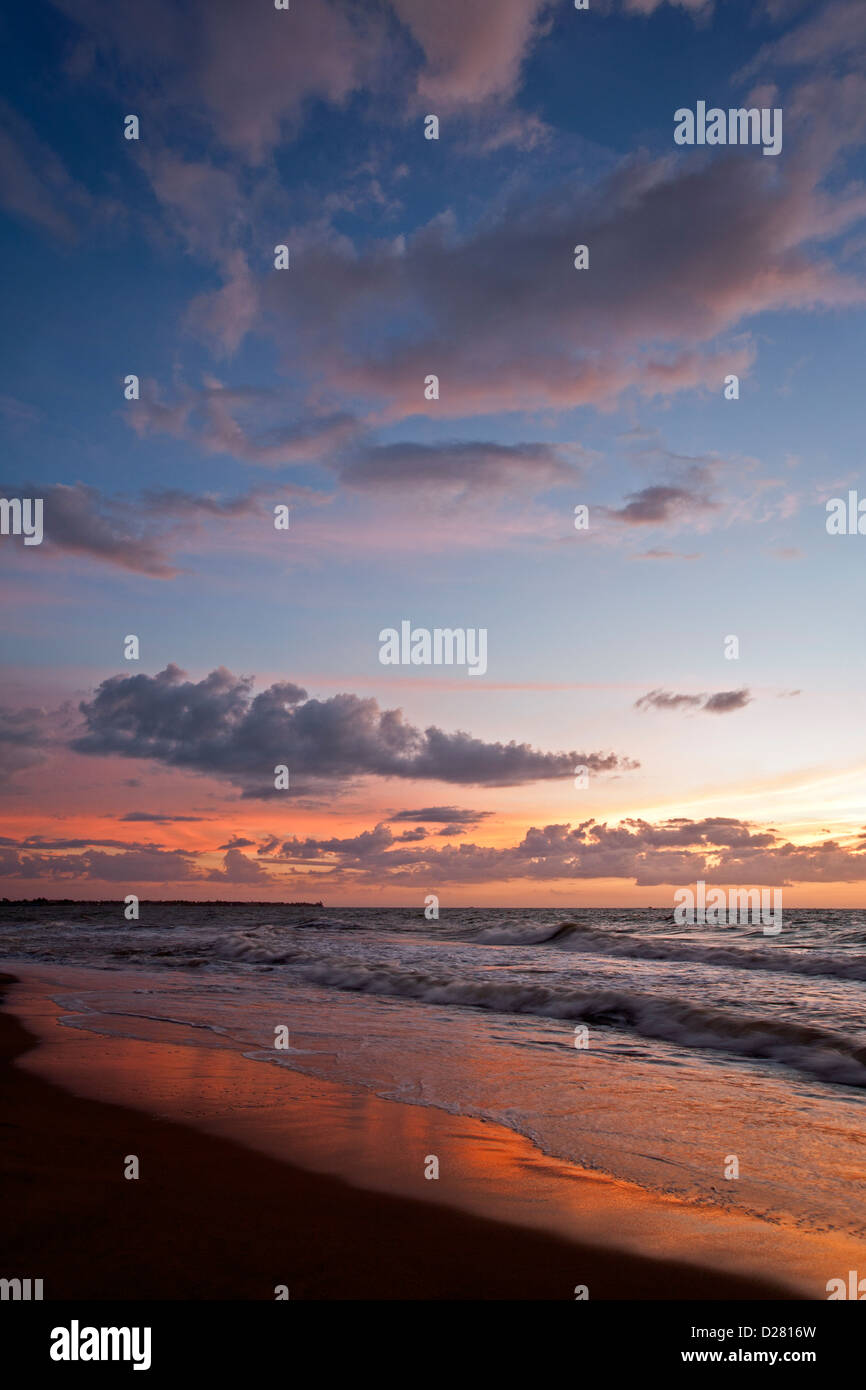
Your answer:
(2, 903), (865, 1243)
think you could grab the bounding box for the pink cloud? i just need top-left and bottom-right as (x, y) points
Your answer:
(55, 0), (382, 163)
(390, 0), (552, 107)
(249, 152), (864, 419)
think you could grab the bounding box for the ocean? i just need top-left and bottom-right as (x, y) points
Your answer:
(2, 902), (865, 1243)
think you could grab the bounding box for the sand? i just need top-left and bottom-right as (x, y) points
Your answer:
(0, 972), (811, 1300)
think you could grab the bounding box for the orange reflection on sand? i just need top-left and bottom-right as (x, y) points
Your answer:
(10, 976), (865, 1300)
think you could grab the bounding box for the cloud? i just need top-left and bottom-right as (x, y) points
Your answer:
(739, 0), (866, 79)
(0, 704), (74, 786)
(1, 834), (170, 851)
(702, 689), (753, 714)
(604, 485), (718, 525)
(269, 814), (866, 888)
(390, 0), (553, 108)
(55, 0), (383, 164)
(736, 2), (866, 167)
(121, 812), (206, 823)
(61, 0), (866, 412)
(475, 110), (553, 154)
(756, 0), (809, 19)
(338, 440), (582, 499)
(71, 663), (637, 794)
(125, 389), (593, 530)
(51, 0), (730, 177)
(635, 690), (704, 711)
(389, 806), (492, 824)
(279, 823), (399, 864)
(0, 99), (118, 238)
(0, 831), (271, 886)
(0, 844), (202, 882)
(59, 0), (557, 152)
(8, 813), (866, 890)
(256, 148), (865, 418)
(0, 482), (267, 576)
(636, 688), (752, 714)
(635, 548), (701, 560)
(393, 0), (726, 113)
(0, 395), (39, 425)
(207, 847), (271, 882)
(621, 0), (712, 14)
(603, 435), (804, 540)
(128, 379), (361, 468)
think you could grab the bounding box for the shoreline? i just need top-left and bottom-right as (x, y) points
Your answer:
(0, 969), (823, 1300)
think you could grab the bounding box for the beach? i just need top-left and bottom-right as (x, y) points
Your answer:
(1, 963), (855, 1301)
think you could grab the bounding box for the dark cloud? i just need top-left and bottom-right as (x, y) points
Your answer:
(207, 847), (271, 882)
(635, 690), (704, 712)
(0, 703), (78, 787)
(129, 387), (585, 508)
(0, 832), (276, 886)
(605, 485), (717, 526)
(1, 834), (170, 851)
(390, 806), (492, 824)
(635, 548), (701, 561)
(278, 824), (398, 864)
(121, 811), (206, 823)
(4, 814), (864, 891)
(0, 707), (55, 785)
(636, 688), (752, 714)
(339, 440), (580, 500)
(72, 664), (634, 794)
(0, 845), (202, 882)
(0, 482), (265, 577)
(270, 815), (866, 888)
(702, 689), (753, 714)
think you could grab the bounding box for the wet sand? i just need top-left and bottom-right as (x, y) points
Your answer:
(0, 971), (824, 1300)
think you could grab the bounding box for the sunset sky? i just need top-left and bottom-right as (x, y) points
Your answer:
(2, 0), (866, 905)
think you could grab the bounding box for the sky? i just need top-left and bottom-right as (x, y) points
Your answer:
(2, 0), (866, 905)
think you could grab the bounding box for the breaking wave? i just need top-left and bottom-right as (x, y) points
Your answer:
(472, 920), (866, 982)
(217, 934), (866, 1088)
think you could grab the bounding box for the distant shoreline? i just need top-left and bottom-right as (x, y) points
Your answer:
(0, 898), (326, 907)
